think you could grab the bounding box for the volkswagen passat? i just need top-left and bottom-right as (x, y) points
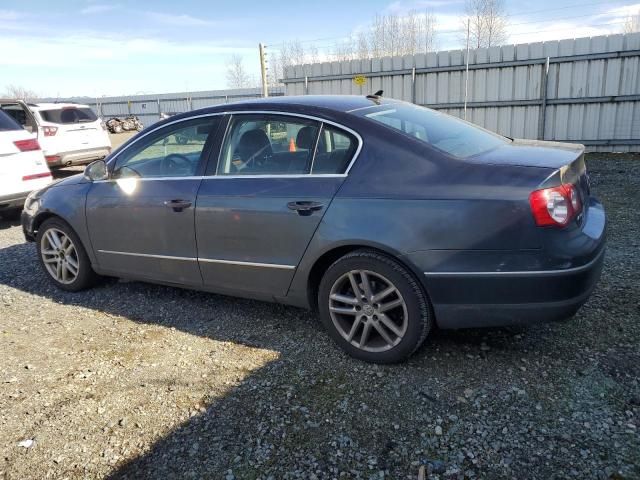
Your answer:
(22, 95), (606, 363)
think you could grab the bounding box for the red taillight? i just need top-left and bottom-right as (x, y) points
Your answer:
(529, 184), (582, 227)
(22, 172), (52, 181)
(43, 126), (58, 136)
(13, 139), (41, 152)
(45, 155), (61, 163)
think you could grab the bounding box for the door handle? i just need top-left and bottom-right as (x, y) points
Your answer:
(287, 201), (324, 216)
(164, 199), (192, 212)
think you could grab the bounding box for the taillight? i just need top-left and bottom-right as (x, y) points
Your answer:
(529, 184), (582, 227)
(22, 172), (52, 181)
(43, 126), (58, 136)
(13, 139), (41, 152)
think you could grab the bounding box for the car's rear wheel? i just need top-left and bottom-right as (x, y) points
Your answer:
(36, 218), (99, 291)
(318, 250), (432, 363)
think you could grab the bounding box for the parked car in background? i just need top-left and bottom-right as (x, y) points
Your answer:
(21, 95), (606, 363)
(0, 110), (52, 218)
(0, 100), (111, 169)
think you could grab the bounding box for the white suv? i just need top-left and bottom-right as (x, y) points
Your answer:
(0, 100), (112, 169)
(0, 110), (52, 217)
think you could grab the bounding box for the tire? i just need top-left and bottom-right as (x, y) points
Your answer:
(114, 124), (123, 134)
(318, 249), (432, 363)
(36, 217), (99, 292)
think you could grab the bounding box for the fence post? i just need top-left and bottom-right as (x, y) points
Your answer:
(411, 67), (416, 104)
(537, 57), (550, 140)
(305, 75), (309, 95)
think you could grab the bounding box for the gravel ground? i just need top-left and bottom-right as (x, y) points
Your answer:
(1, 153), (639, 480)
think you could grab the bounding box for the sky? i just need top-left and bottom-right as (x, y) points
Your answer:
(0, 0), (638, 98)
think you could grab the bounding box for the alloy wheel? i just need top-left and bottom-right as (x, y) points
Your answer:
(328, 270), (408, 352)
(40, 228), (80, 284)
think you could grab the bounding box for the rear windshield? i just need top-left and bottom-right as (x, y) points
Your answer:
(358, 103), (508, 158)
(40, 107), (98, 124)
(0, 109), (22, 131)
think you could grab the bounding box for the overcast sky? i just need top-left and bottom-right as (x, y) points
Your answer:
(1, 0), (637, 97)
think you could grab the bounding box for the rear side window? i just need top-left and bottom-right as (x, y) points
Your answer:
(0, 110), (21, 131)
(359, 103), (508, 158)
(40, 107), (98, 124)
(312, 125), (357, 174)
(218, 114), (320, 175)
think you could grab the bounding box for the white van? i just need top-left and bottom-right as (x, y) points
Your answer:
(0, 109), (52, 217)
(0, 100), (112, 169)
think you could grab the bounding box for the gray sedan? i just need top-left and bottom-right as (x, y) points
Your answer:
(22, 95), (606, 363)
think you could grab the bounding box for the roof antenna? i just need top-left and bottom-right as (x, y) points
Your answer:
(366, 90), (383, 100)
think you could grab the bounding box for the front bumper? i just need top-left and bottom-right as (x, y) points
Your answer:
(0, 191), (30, 210)
(46, 147), (111, 168)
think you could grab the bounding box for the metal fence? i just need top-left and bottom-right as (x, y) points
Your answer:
(283, 33), (640, 152)
(40, 87), (285, 127)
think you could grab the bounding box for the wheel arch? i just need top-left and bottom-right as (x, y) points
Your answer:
(304, 241), (431, 314)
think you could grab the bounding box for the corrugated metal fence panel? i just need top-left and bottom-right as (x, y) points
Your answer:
(37, 87), (285, 128)
(283, 33), (640, 152)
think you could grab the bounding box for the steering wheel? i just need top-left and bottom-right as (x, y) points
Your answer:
(161, 153), (192, 176)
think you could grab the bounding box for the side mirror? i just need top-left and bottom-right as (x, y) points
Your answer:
(84, 160), (108, 181)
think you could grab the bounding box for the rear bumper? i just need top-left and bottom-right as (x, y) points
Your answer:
(46, 147), (111, 168)
(0, 191), (29, 210)
(408, 198), (606, 329)
(425, 248), (605, 329)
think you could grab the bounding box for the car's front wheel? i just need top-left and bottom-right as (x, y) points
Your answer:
(318, 250), (432, 363)
(36, 218), (99, 292)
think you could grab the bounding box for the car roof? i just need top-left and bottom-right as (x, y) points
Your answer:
(199, 95), (403, 114)
(29, 102), (91, 110)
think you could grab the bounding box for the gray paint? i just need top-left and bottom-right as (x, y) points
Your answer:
(22, 96), (606, 330)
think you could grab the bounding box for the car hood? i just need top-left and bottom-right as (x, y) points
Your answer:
(470, 139), (584, 169)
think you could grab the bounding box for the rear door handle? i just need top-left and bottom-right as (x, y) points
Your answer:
(287, 201), (324, 216)
(164, 199), (192, 212)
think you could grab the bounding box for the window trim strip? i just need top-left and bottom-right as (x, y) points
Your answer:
(104, 110), (363, 180)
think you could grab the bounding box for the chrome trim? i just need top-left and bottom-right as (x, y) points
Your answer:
(309, 123), (323, 174)
(198, 258), (296, 270)
(105, 109), (363, 179)
(94, 173), (347, 183)
(97, 249), (296, 270)
(423, 250), (603, 277)
(97, 250), (197, 261)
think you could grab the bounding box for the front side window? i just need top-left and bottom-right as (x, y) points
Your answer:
(218, 114), (319, 175)
(113, 117), (219, 178)
(358, 103), (508, 158)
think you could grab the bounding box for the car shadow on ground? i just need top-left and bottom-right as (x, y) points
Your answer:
(0, 232), (577, 479)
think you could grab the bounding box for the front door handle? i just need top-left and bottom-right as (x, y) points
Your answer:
(287, 201), (324, 216)
(164, 199), (192, 212)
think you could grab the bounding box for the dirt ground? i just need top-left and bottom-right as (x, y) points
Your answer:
(0, 153), (638, 479)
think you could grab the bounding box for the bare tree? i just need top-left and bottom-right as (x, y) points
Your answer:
(623, 10), (640, 33)
(269, 39), (314, 85)
(462, 0), (508, 49)
(335, 10), (438, 61)
(225, 55), (251, 89)
(3, 84), (39, 100)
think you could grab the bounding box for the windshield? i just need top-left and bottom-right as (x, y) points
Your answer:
(40, 107), (98, 124)
(358, 103), (508, 158)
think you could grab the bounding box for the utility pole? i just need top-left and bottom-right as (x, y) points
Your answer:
(464, 18), (470, 120)
(259, 43), (269, 98)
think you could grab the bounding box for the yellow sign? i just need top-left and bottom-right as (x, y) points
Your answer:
(353, 75), (367, 86)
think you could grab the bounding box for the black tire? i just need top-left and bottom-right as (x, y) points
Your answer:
(318, 249), (432, 363)
(36, 217), (100, 292)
